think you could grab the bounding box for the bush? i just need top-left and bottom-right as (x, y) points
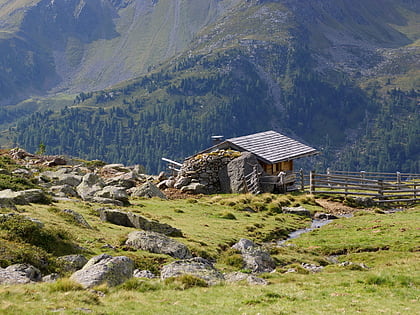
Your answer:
(0, 174), (38, 191)
(0, 215), (77, 256)
(0, 239), (56, 273)
(118, 278), (162, 292)
(218, 249), (244, 269)
(164, 274), (208, 290)
(48, 279), (84, 292)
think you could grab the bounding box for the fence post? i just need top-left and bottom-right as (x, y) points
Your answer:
(397, 171), (401, 189)
(310, 170), (315, 194)
(300, 168), (304, 191)
(345, 178), (348, 196)
(327, 168), (331, 187)
(378, 180), (384, 200)
(414, 184), (417, 202)
(360, 171), (365, 184)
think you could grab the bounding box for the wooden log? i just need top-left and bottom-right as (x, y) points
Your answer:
(313, 184), (382, 192)
(311, 190), (378, 196)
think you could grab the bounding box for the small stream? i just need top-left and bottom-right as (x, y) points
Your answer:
(278, 214), (353, 245)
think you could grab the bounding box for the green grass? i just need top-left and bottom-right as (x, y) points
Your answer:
(0, 192), (418, 314)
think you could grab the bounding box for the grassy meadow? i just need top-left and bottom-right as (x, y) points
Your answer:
(0, 190), (418, 314)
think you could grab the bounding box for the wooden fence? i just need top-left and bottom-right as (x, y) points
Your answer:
(301, 170), (419, 205)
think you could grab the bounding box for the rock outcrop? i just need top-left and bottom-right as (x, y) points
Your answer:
(129, 181), (167, 199)
(161, 257), (224, 285)
(0, 264), (42, 285)
(57, 255), (89, 273)
(232, 238), (276, 273)
(70, 254), (134, 288)
(126, 231), (191, 259)
(98, 208), (182, 237)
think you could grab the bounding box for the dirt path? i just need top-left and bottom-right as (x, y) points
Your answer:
(316, 199), (362, 216)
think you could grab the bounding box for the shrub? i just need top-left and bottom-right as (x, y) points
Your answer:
(118, 278), (161, 292)
(0, 239), (56, 274)
(48, 279), (84, 292)
(0, 215), (77, 256)
(218, 249), (244, 269)
(164, 274), (208, 290)
(0, 174), (38, 191)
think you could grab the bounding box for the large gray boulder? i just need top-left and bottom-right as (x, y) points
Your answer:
(0, 189), (49, 205)
(49, 185), (79, 198)
(76, 173), (105, 201)
(0, 268), (33, 285)
(92, 197), (124, 206)
(161, 257), (224, 285)
(282, 206), (311, 217)
(180, 182), (206, 194)
(224, 271), (268, 285)
(95, 186), (129, 204)
(130, 181), (167, 199)
(224, 152), (263, 194)
(232, 238), (276, 273)
(98, 209), (182, 237)
(126, 231), (191, 259)
(57, 255), (89, 272)
(70, 254), (134, 288)
(0, 264), (41, 285)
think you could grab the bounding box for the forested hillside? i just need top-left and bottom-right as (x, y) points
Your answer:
(3, 0), (420, 173)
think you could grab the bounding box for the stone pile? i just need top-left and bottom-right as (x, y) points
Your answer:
(173, 150), (265, 194)
(174, 149), (241, 194)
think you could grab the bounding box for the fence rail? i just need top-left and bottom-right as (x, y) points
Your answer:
(302, 170), (419, 205)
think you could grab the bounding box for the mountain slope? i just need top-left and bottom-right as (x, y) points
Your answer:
(0, 0), (241, 104)
(4, 0), (420, 173)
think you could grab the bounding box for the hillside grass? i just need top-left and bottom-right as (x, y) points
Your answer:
(0, 187), (418, 314)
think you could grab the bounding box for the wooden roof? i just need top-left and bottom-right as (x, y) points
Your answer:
(203, 130), (319, 164)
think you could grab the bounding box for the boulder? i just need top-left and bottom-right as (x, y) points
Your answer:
(126, 231), (191, 259)
(92, 197), (124, 206)
(0, 268), (33, 285)
(98, 209), (182, 237)
(130, 181), (167, 199)
(57, 255), (89, 272)
(70, 254), (134, 288)
(104, 176), (136, 189)
(44, 157), (67, 167)
(232, 238), (276, 273)
(180, 182), (206, 194)
(0, 189), (28, 205)
(42, 273), (60, 283)
(0, 189), (49, 205)
(174, 176), (191, 189)
(161, 257), (224, 285)
(14, 189), (50, 204)
(95, 186), (129, 204)
(225, 152), (263, 194)
(5, 264), (42, 282)
(133, 270), (156, 279)
(61, 209), (92, 229)
(76, 173), (105, 201)
(52, 174), (82, 187)
(282, 206), (311, 217)
(224, 272), (268, 285)
(49, 185), (79, 198)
